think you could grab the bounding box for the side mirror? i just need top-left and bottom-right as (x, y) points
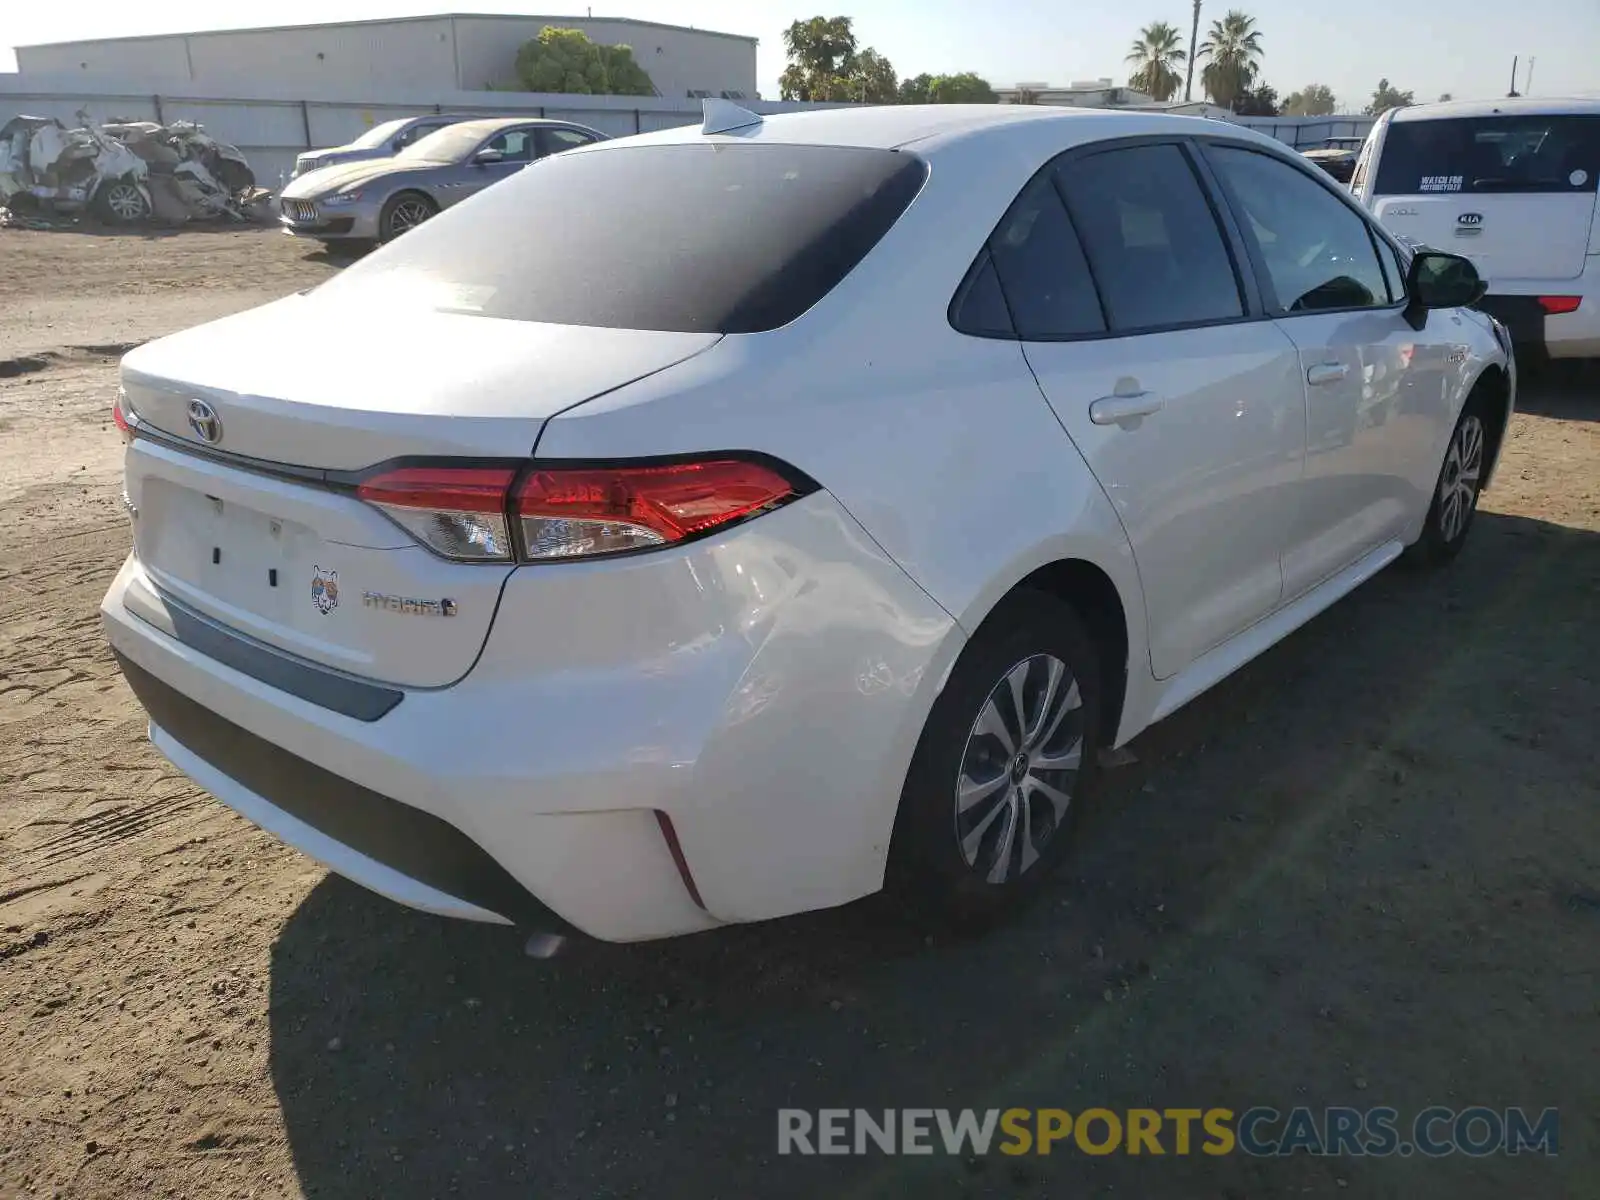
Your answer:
(1403, 250), (1487, 330)
(472, 148), (504, 166)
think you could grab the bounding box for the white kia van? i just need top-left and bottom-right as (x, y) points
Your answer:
(1353, 98), (1600, 362)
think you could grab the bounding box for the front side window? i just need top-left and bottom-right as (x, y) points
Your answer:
(1053, 143), (1244, 333)
(1207, 144), (1392, 313)
(1372, 115), (1600, 195)
(485, 129), (536, 163)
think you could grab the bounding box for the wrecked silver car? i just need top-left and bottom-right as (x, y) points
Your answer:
(0, 112), (259, 225)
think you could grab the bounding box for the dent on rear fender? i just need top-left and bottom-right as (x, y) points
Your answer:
(664, 494), (964, 922)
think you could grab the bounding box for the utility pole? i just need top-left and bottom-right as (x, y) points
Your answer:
(1507, 55), (1520, 98)
(1525, 56), (1536, 95)
(1185, 0), (1201, 102)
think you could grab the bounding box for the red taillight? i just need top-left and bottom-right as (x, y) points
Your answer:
(513, 459), (798, 561)
(1537, 295), (1582, 316)
(354, 457), (806, 563)
(356, 466), (519, 562)
(112, 390), (133, 442)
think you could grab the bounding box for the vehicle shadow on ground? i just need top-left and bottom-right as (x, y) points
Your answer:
(268, 510), (1599, 1199)
(1516, 363), (1600, 421)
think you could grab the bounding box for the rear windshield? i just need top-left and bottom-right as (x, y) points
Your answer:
(1373, 114), (1600, 195)
(315, 143), (928, 333)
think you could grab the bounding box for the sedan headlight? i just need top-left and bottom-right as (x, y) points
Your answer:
(321, 191), (363, 207)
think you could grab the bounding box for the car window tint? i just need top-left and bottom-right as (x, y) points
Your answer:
(542, 128), (596, 156)
(1376, 235), (1408, 302)
(488, 130), (536, 162)
(1208, 145), (1391, 313)
(313, 143), (928, 333)
(1054, 144), (1243, 332)
(1373, 115), (1600, 195)
(985, 175), (1104, 339)
(950, 252), (1016, 337)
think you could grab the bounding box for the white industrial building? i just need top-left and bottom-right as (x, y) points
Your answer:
(14, 14), (758, 101)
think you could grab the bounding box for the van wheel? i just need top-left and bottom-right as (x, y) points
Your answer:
(890, 591), (1103, 925)
(1408, 393), (1488, 567)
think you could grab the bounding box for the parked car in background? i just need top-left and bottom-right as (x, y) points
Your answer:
(1354, 97), (1600, 363)
(278, 117), (605, 243)
(291, 115), (475, 178)
(106, 103), (1512, 944)
(1302, 136), (1368, 183)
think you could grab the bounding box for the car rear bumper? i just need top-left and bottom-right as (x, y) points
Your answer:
(1477, 267), (1600, 360)
(102, 492), (963, 941)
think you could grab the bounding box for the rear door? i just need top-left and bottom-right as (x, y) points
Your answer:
(1002, 141), (1307, 679)
(1203, 140), (1456, 594)
(1367, 113), (1600, 283)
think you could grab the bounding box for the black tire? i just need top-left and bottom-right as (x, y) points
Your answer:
(93, 178), (151, 224)
(1407, 391), (1490, 567)
(378, 191), (437, 242)
(889, 590), (1104, 926)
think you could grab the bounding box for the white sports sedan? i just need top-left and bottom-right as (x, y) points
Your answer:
(102, 103), (1514, 942)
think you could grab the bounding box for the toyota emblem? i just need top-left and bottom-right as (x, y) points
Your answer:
(186, 398), (223, 445)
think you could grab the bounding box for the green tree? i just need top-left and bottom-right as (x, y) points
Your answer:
(1365, 78), (1415, 116)
(1126, 20), (1187, 102)
(513, 26), (655, 95)
(778, 16), (897, 102)
(1282, 82), (1337, 116)
(1197, 9), (1263, 110)
(898, 73), (934, 104)
(779, 15), (857, 100)
(927, 72), (998, 103)
(850, 47), (899, 103)
(1233, 82), (1279, 115)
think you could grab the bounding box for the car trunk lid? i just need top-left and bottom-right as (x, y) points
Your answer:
(120, 295), (719, 687)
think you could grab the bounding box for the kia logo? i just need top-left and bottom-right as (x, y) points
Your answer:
(186, 398), (223, 445)
(1457, 212), (1484, 227)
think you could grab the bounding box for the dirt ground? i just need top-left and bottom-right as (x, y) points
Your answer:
(0, 226), (1596, 1199)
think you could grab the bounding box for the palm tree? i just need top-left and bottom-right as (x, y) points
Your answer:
(1126, 21), (1187, 102)
(1197, 9), (1263, 110)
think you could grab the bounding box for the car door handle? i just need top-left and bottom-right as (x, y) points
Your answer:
(1307, 362), (1350, 387)
(1088, 391), (1163, 426)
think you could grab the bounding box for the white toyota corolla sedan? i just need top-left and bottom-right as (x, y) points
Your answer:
(102, 102), (1514, 942)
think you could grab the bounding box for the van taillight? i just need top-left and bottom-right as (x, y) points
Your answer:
(1538, 296), (1581, 316)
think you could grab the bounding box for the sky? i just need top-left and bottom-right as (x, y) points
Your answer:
(3, 0), (1598, 110)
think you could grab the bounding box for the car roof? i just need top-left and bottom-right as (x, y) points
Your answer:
(586, 103), (1282, 157)
(440, 116), (590, 138)
(1390, 96), (1600, 122)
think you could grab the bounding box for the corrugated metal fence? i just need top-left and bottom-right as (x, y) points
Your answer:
(0, 76), (1375, 187)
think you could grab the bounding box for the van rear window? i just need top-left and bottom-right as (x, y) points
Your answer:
(1373, 115), (1600, 195)
(315, 142), (928, 333)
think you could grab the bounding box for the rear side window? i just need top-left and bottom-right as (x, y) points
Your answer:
(1373, 115), (1600, 195)
(315, 143), (928, 333)
(1054, 144), (1244, 332)
(984, 175), (1105, 339)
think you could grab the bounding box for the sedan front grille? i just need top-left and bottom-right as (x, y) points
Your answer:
(282, 199), (318, 223)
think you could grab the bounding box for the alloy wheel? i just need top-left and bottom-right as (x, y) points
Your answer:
(1437, 413), (1484, 543)
(104, 183), (148, 221)
(954, 654), (1085, 884)
(386, 198), (433, 237)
